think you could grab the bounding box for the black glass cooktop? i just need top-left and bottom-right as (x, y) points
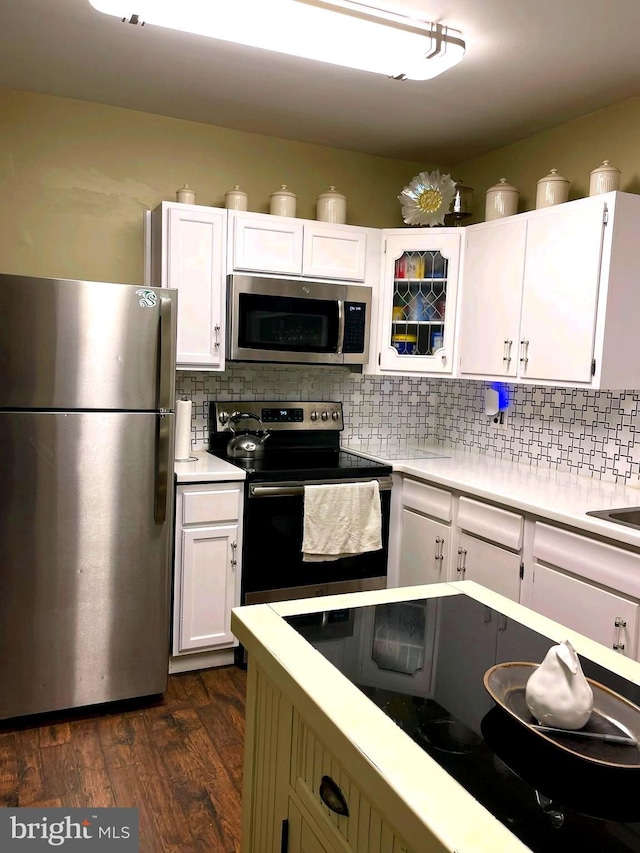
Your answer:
(285, 594), (640, 852)
(208, 446), (392, 480)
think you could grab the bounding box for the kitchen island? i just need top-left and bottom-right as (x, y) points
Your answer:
(232, 582), (640, 853)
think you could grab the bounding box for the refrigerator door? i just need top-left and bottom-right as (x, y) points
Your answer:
(0, 411), (174, 719)
(0, 275), (177, 411)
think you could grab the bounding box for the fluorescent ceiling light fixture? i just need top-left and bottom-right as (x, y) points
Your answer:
(88, 0), (465, 81)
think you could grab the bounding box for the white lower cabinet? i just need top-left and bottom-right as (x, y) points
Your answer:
(454, 496), (524, 603)
(530, 522), (640, 659)
(172, 483), (243, 666)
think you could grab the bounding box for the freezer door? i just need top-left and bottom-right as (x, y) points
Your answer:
(0, 275), (177, 410)
(0, 411), (174, 719)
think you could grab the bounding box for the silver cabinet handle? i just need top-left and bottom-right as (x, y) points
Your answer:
(503, 339), (513, 363)
(519, 339), (530, 364)
(614, 616), (627, 652)
(456, 546), (467, 577)
(435, 537), (444, 563)
(230, 540), (238, 570)
(214, 323), (221, 350)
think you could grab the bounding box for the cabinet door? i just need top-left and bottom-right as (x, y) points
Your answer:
(531, 562), (639, 658)
(179, 523), (239, 651)
(456, 533), (521, 602)
(167, 206), (225, 369)
(287, 798), (336, 853)
(398, 508), (449, 586)
(379, 233), (460, 374)
(458, 218), (527, 377)
(232, 213), (304, 274)
(519, 201), (606, 383)
(302, 224), (367, 281)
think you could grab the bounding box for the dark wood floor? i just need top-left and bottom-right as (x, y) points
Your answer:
(0, 665), (247, 852)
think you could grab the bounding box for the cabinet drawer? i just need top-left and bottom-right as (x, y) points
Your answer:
(458, 496), (523, 550)
(291, 712), (412, 853)
(533, 523), (640, 599)
(402, 478), (452, 522)
(181, 485), (241, 525)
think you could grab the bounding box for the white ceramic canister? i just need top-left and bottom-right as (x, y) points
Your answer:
(269, 185), (297, 217)
(316, 186), (347, 224)
(589, 160), (621, 196)
(176, 184), (196, 204)
(485, 178), (519, 221)
(225, 184), (248, 210)
(536, 168), (570, 209)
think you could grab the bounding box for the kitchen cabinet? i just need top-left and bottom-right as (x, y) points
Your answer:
(453, 497), (523, 603)
(529, 522), (640, 659)
(229, 211), (368, 281)
(390, 477), (453, 587)
(378, 230), (461, 375)
(172, 482), (243, 668)
(150, 201), (226, 370)
(458, 191), (640, 388)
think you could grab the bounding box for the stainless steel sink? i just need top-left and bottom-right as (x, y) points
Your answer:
(586, 507), (640, 530)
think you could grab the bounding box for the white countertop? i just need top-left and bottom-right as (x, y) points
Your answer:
(174, 450), (246, 483)
(343, 442), (640, 548)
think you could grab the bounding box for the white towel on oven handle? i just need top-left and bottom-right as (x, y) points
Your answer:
(302, 480), (382, 562)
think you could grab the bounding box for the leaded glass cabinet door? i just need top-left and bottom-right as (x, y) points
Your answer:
(379, 232), (461, 373)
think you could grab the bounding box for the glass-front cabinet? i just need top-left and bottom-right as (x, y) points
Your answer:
(379, 231), (461, 374)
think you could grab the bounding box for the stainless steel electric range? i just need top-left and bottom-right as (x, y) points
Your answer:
(208, 400), (393, 608)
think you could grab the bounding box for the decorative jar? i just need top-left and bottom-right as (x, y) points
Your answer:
(536, 169), (570, 209)
(269, 185), (297, 217)
(225, 185), (248, 210)
(589, 160), (621, 196)
(316, 186), (347, 223)
(485, 178), (519, 220)
(176, 184), (196, 204)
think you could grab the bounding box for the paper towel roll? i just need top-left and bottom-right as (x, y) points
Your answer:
(175, 398), (193, 461)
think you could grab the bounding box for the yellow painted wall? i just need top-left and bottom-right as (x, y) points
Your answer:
(0, 86), (428, 284)
(452, 96), (640, 222)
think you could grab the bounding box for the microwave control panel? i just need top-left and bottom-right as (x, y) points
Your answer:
(343, 301), (367, 353)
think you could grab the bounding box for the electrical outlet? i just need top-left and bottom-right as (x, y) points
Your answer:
(491, 409), (509, 429)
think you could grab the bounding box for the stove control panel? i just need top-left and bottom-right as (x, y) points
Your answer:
(212, 401), (344, 431)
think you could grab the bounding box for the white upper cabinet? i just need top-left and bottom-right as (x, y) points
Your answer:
(458, 191), (640, 388)
(150, 201), (226, 371)
(378, 230), (461, 375)
(229, 211), (368, 281)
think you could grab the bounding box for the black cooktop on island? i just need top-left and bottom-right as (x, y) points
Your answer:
(207, 400), (392, 481)
(285, 594), (640, 852)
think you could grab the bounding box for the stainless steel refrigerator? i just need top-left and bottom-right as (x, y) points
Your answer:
(0, 274), (177, 719)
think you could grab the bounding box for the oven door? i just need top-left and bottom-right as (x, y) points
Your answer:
(242, 477), (391, 604)
(227, 275), (370, 364)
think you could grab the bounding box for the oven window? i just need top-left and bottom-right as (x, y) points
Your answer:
(238, 293), (339, 352)
(242, 489), (390, 597)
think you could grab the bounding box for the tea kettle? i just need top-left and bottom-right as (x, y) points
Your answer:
(226, 412), (271, 459)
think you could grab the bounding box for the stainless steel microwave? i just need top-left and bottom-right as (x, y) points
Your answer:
(226, 275), (371, 365)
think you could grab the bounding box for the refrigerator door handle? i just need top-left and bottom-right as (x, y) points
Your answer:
(158, 296), (174, 410)
(155, 413), (171, 523)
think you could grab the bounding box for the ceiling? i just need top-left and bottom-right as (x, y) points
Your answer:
(1, 0), (639, 164)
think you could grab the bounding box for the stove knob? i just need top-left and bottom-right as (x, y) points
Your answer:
(218, 410), (229, 425)
(310, 410), (319, 421)
(321, 410), (329, 421)
(331, 411), (340, 421)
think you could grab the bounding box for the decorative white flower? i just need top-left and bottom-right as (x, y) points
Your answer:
(398, 171), (457, 226)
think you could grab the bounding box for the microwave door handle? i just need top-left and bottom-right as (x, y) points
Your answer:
(336, 300), (345, 354)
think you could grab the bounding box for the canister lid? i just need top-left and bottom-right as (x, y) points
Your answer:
(537, 168), (569, 185)
(270, 184), (296, 198)
(317, 185), (346, 200)
(225, 184), (247, 196)
(590, 159), (621, 176)
(486, 177), (518, 194)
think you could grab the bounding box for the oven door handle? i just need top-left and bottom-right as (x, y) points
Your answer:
(249, 476), (393, 498)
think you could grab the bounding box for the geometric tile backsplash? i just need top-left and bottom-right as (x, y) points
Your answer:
(176, 366), (640, 485)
